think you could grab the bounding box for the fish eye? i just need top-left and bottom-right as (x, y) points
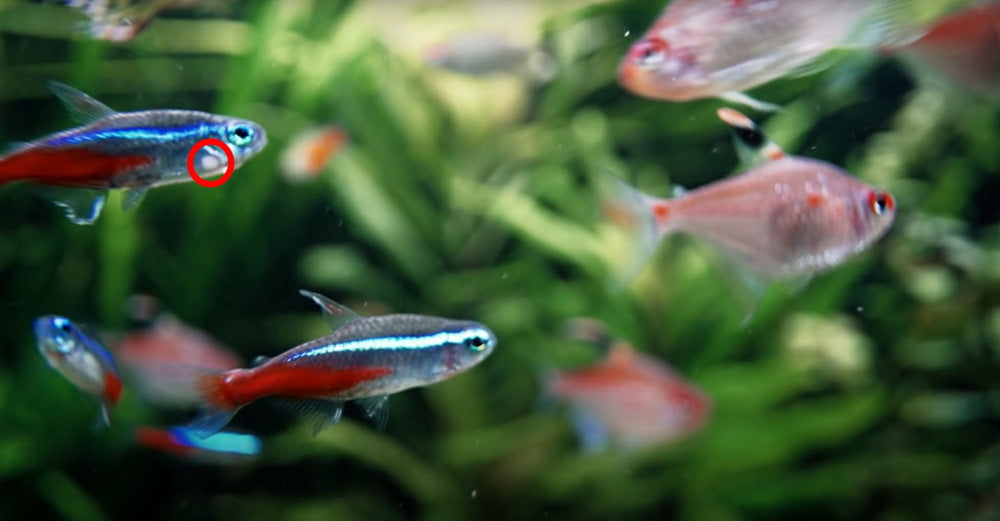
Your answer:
(868, 191), (895, 216)
(54, 317), (72, 333)
(629, 38), (669, 69)
(227, 124), (255, 147)
(465, 335), (488, 352)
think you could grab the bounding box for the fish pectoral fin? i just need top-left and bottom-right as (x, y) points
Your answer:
(354, 395), (390, 431)
(718, 92), (782, 113)
(121, 187), (148, 212)
(47, 82), (116, 124)
(297, 289), (360, 331)
(35, 186), (107, 225)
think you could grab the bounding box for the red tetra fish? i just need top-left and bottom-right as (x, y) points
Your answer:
(603, 108), (896, 284)
(619, 0), (914, 110)
(113, 311), (242, 409)
(549, 327), (710, 450)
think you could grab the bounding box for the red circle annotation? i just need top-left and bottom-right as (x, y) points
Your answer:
(187, 138), (236, 188)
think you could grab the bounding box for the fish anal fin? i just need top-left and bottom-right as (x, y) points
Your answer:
(35, 186), (107, 225)
(354, 395), (390, 431)
(269, 398), (346, 436)
(298, 289), (360, 331)
(47, 82), (115, 124)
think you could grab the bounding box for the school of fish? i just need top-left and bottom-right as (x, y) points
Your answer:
(19, 0), (1000, 462)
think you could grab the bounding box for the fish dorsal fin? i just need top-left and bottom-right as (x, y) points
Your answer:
(605, 342), (636, 368)
(846, 0), (925, 50)
(48, 82), (115, 124)
(716, 108), (785, 168)
(35, 186), (107, 225)
(298, 289), (360, 331)
(354, 395), (390, 431)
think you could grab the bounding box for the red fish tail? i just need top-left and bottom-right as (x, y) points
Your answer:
(189, 372), (241, 438)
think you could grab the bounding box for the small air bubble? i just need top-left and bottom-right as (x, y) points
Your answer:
(624, 29), (631, 37)
(501, 273), (509, 279)
(856, 306), (864, 313)
(471, 489), (478, 499)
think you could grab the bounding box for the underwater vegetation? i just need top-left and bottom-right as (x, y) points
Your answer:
(0, 0), (999, 520)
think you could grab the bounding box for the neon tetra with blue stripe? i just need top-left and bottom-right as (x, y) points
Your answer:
(190, 290), (497, 436)
(0, 82), (267, 224)
(34, 315), (123, 427)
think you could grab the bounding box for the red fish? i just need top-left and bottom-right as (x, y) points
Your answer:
(892, 2), (1000, 92)
(113, 314), (242, 409)
(279, 126), (348, 183)
(549, 336), (710, 450)
(618, 0), (910, 110)
(604, 108), (896, 282)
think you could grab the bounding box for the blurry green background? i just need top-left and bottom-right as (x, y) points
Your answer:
(0, 0), (998, 520)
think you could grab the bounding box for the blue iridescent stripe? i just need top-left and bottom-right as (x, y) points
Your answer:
(45, 124), (214, 146)
(170, 427), (261, 455)
(286, 328), (489, 361)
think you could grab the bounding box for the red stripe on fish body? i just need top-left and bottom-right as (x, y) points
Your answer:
(218, 364), (394, 407)
(0, 146), (155, 187)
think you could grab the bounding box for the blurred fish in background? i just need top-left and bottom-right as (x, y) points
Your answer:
(279, 125), (348, 184)
(888, 1), (1000, 95)
(618, 0), (920, 110)
(135, 426), (261, 464)
(548, 318), (710, 451)
(423, 32), (557, 81)
(66, 0), (234, 42)
(110, 295), (242, 409)
(34, 315), (123, 426)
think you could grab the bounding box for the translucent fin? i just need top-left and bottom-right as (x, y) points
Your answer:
(570, 406), (609, 453)
(187, 408), (238, 439)
(718, 91), (782, 113)
(355, 395), (390, 431)
(297, 289), (360, 331)
(121, 187), (148, 212)
(596, 172), (671, 289)
(47, 82), (115, 124)
(847, 0), (925, 50)
(37, 186), (107, 225)
(716, 108), (785, 167)
(98, 402), (112, 428)
(270, 398), (346, 436)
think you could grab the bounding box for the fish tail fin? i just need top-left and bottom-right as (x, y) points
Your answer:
(597, 171), (675, 288)
(188, 372), (240, 438)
